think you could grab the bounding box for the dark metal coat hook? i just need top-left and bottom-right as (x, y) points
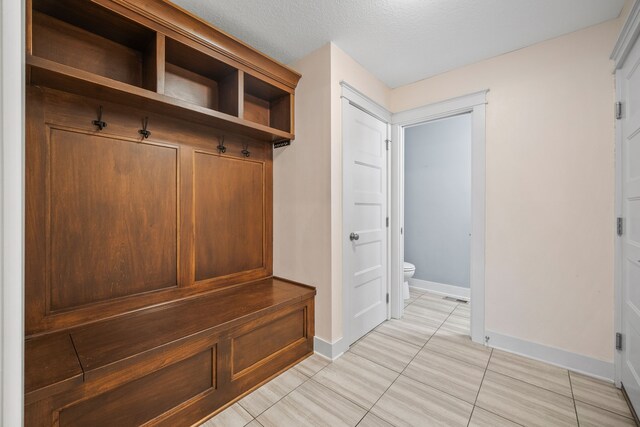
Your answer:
(241, 142), (250, 158)
(139, 117), (151, 139)
(217, 136), (226, 153)
(92, 106), (107, 131)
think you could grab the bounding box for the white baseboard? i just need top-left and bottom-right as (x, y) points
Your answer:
(410, 278), (470, 301)
(486, 330), (614, 381)
(313, 336), (347, 360)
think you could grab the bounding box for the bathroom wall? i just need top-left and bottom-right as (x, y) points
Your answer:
(405, 114), (472, 288)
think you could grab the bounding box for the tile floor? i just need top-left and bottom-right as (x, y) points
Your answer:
(200, 288), (635, 427)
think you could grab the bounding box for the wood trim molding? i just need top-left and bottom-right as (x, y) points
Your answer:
(611, 0), (640, 69)
(110, 0), (301, 89)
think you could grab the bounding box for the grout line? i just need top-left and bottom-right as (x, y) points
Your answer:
(348, 300), (460, 426)
(467, 348), (493, 427)
(238, 364), (323, 421)
(468, 348), (528, 427)
(466, 406), (476, 427)
(573, 400), (637, 422)
(471, 406), (527, 427)
(569, 370), (581, 427)
(308, 377), (375, 411)
(483, 369), (576, 400)
(569, 371), (636, 421)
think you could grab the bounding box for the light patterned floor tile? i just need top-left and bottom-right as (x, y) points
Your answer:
(371, 375), (473, 427)
(575, 400), (636, 427)
(439, 314), (470, 336)
(201, 403), (253, 427)
(451, 304), (471, 319)
(476, 370), (578, 427)
(239, 368), (308, 417)
(294, 353), (331, 377)
(488, 349), (572, 397)
(411, 294), (457, 314)
(375, 315), (439, 346)
(356, 412), (394, 427)
(570, 372), (632, 418)
(426, 330), (492, 368)
(404, 303), (450, 324)
(350, 331), (421, 373)
(404, 347), (485, 404)
(409, 287), (425, 298)
(245, 421), (263, 427)
(468, 407), (520, 426)
(257, 379), (366, 427)
(313, 351), (399, 409)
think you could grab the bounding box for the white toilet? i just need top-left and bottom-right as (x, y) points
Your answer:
(403, 262), (416, 300)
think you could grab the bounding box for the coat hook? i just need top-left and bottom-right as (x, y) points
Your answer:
(241, 142), (250, 158)
(92, 105), (107, 131)
(139, 117), (151, 139)
(217, 136), (226, 153)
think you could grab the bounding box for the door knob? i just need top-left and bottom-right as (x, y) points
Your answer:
(350, 232), (360, 241)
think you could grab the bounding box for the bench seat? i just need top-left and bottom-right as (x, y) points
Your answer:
(25, 277), (315, 426)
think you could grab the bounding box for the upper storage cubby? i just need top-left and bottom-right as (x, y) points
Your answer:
(31, 0), (159, 91)
(243, 74), (292, 133)
(164, 38), (239, 116)
(27, 0), (301, 142)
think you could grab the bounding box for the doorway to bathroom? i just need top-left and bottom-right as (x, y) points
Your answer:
(390, 91), (487, 344)
(404, 114), (472, 302)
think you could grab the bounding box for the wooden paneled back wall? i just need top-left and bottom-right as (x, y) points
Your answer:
(26, 87), (273, 336)
(24, 0), (303, 337)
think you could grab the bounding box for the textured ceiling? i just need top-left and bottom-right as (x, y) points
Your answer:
(171, 0), (625, 88)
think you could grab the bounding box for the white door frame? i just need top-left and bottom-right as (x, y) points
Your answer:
(341, 82), (391, 350)
(390, 90), (488, 344)
(1, 0), (26, 424)
(612, 0), (640, 387)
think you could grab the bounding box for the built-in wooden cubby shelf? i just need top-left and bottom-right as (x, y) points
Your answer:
(25, 1), (310, 425)
(244, 73), (292, 132)
(27, 0), (300, 143)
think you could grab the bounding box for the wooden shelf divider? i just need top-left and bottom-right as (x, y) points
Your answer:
(28, 55), (295, 142)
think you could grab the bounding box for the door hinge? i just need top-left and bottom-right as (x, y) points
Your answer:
(385, 139), (391, 151)
(616, 102), (623, 120)
(616, 332), (623, 350)
(386, 293), (389, 303)
(618, 217), (624, 236)
(386, 217), (389, 227)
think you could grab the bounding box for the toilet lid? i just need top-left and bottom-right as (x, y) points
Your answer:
(403, 262), (415, 271)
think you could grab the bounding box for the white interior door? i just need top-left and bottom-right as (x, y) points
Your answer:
(620, 32), (640, 411)
(343, 101), (388, 346)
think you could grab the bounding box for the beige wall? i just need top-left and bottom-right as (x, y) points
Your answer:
(278, 12), (626, 362)
(392, 17), (624, 362)
(274, 44), (333, 340)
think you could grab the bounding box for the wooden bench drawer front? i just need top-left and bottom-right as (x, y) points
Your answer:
(231, 302), (310, 379)
(58, 347), (216, 427)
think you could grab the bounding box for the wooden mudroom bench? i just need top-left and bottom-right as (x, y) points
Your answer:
(25, 278), (315, 426)
(24, 0), (312, 425)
